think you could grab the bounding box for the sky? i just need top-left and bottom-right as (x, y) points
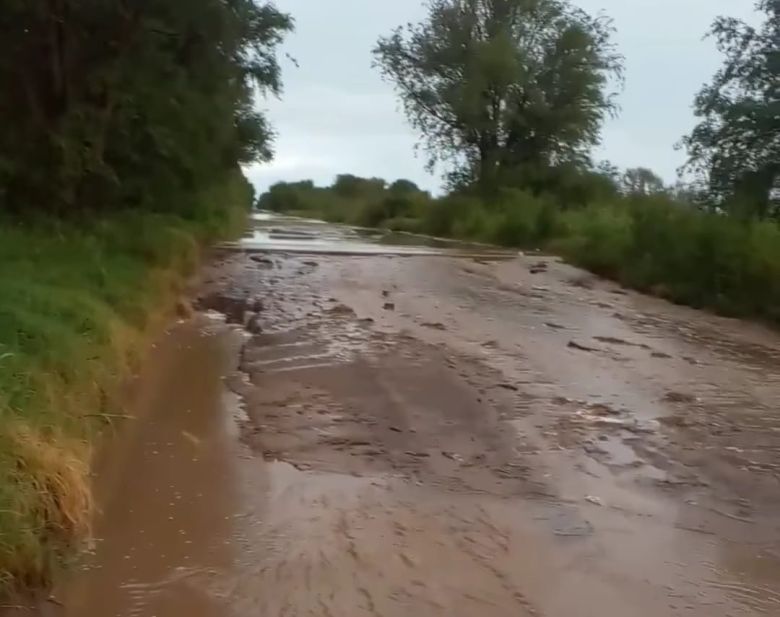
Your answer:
(246, 0), (760, 194)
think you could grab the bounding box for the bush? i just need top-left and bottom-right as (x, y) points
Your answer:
(557, 202), (633, 277)
(557, 195), (780, 322)
(481, 190), (559, 246)
(419, 194), (482, 237)
(355, 194), (422, 228)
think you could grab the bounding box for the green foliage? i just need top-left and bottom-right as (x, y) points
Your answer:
(373, 0), (623, 190)
(681, 0), (779, 218)
(258, 177), (429, 227)
(559, 198), (780, 320)
(621, 167), (666, 196)
(0, 0), (292, 215)
(555, 203), (634, 276)
(332, 175), (387, 199)
(421, 195), (484, 237)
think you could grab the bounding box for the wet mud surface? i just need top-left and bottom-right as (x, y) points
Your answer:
(14, 216), (780, 616)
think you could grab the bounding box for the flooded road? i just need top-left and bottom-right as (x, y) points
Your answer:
(18, 213), (780, 616)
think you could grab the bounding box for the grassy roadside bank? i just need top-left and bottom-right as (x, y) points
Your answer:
(260, 180), (780, 325)
(0, 178), (250, 593)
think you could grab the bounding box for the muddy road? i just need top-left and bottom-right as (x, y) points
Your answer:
(20, 215), (780, 616)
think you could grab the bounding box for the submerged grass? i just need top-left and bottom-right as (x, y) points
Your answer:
(0, 176), (250, 592)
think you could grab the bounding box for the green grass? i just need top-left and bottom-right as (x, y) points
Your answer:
(0, 174), (250, 592)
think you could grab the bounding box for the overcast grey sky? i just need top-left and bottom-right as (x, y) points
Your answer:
(246, 0), (759, 193)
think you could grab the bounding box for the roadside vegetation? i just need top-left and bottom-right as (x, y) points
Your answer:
(260, 0), (779, 324)
(0, 1), (291, 591)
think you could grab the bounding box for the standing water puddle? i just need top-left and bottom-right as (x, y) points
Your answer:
(36, 320), (250, 616)
(224, 210), (513, 258)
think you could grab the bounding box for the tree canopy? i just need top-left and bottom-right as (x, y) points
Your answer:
(621, 168), (665, 196)
(681, 0), (779, 218)
(0, 0), (292, 215)
(373, 0), (623, 191)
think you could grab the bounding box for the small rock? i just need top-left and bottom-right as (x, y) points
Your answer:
(303, 260), (318, 267)
(663, 391), (697, 404)
(249, 297), (265, 312)
(570, 276), (594, 290)
(567, 340), (598, 353)
(588, 403), (621, 416)
(585, 495), (603, 506)
(246, 314), (263, 334)
(175, 298), (193, 319)
(389, 426), (403, 433)
(250, 255), (274, 267)
(421, 322), (447, 331)
(496, 383), (519, 392)
(383, 302), (396, 311)
(659, 415), (694, 428)
(651, 351), (672, 359)
(545, 322), (566, 330)
(382, 290), (390, 297)
(405, 450), (431, 458)
(356, 447), (386, 457)
(583, 443), (601, 455)
(328, 303), (356, 316)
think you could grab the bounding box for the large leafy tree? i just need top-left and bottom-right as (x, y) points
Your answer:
(373, 0), (623, 190)
(682, 0), (779, 218)
(0, 0), (292, 214)
(622, 167), (665, 196)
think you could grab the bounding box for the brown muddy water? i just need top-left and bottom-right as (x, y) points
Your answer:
(11, 213), (780, 616)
